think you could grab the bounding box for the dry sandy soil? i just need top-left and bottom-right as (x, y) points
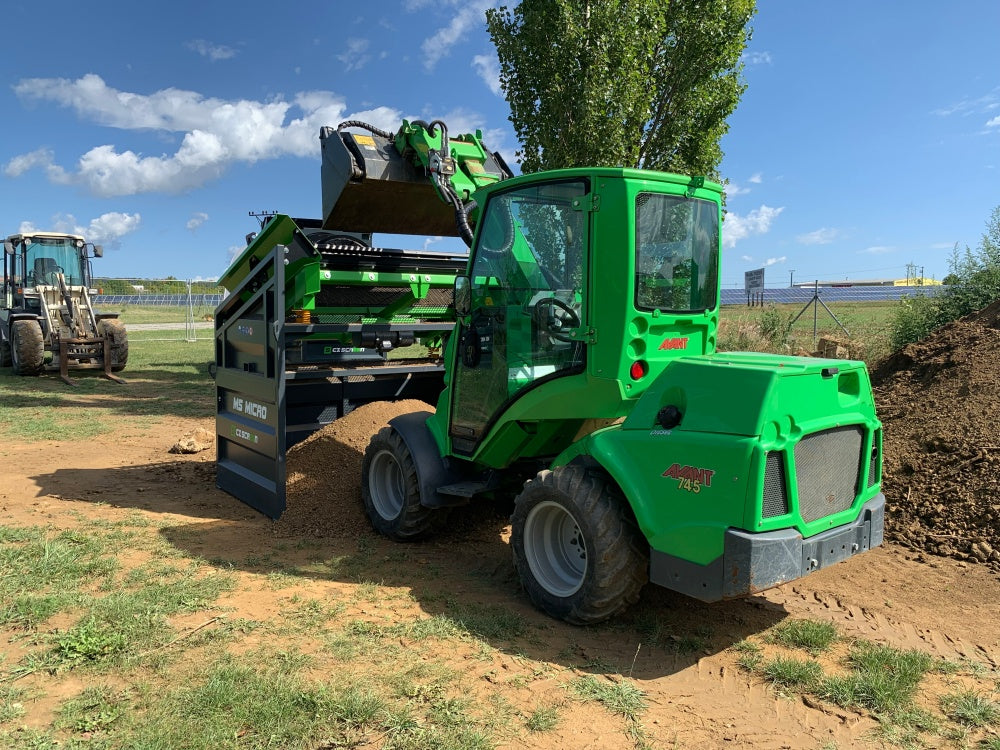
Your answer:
(4, 303), (1000, 748)
(2, 395), (999, 748)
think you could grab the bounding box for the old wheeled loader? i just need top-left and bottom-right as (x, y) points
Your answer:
(215, 119), (884, 623)
(2, 231), (127, 384)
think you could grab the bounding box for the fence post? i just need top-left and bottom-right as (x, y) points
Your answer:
(185, 280), (196, 342)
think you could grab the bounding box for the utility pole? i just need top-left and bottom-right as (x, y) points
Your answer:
(919, 266), (924, 286)
(789, 269), (795, 288)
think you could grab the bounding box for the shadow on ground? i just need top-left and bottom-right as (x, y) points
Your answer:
(31, 458), (789, 682)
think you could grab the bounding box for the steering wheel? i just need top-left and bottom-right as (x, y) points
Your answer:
(533, 297), (580, 343)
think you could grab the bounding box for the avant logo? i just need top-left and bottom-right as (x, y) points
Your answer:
(658, 337), (689, 351)
(662, 463), (715, 493)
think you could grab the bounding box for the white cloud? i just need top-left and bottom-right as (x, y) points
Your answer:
(740, 255), (753, 262)
(748, 173), (762, 184)
(422, 236), (444, 251)
(186, 212), (209, 231)
(724, 182), (750, 197)
(473, 54), (501, 95)
(987, 115), (1000, 128)
(723, 205), (784, 248)
(764, 256), (786, 267)
(420, 1), (493, 71)
(186, 39), (237, 61)
(933, 87), (1000, 117)
(796, 227), (838, 245)
(3, 147), (70, 183)
(338, 38), (372, 72)
(23, 212), (141, 247)
(743, 51), (772, 65)
(10, 75), (404, 196)
(859, 245), (895, 255)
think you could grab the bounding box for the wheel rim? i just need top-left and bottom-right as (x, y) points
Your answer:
(369, 449), (405, 520)
(523, 500), (587, 597)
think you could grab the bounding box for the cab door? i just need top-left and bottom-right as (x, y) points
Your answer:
(449, 179), (589, 455)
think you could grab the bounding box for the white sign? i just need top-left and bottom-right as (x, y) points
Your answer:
(744, 268), (765, 293)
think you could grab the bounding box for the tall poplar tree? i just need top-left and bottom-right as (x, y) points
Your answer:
(486, 0), (756, 178)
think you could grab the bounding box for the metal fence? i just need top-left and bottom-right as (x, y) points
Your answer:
(92, 279), (224, 342)
(89, 278), (947, 343)
(719, 284), (947, 306)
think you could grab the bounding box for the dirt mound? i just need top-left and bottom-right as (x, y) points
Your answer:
(871, 309), (1000, 568)
(276, 400), (433, 538)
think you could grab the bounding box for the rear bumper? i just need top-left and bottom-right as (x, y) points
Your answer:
(649, 494), (885, 602)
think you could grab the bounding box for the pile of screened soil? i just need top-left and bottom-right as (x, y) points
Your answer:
(276, 399), (513, 544)
(871, 299), (1000, 569)
(275, 400), (433, 539)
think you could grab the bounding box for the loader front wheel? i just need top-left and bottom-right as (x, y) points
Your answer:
(98, 319), (128, 372)
(10, 319), (44, 376)
(361, 426), (447, 541)
(512, 466), (648, 625)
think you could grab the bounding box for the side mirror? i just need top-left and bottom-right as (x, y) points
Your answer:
(4, 239), (14, 256)
(454, 275), (471, 317)
(92, 244), (104, 258)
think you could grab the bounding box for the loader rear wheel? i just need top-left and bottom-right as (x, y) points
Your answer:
(512, 465), (648, 625)
(10, 319), (44, 376)
(0, 339), (10, 368)
(98, 319), (128, 372)
(361, 426), (447, 541)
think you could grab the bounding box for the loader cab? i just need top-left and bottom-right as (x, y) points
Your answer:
(441, 169), (723, 465)
(3, 232), (100, 314)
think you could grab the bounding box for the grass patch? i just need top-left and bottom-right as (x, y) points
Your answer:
(819, 641), (933, 715)
(571, 674), (646, 721)
(761, 656), (824, 690)
(525, 705), (559, 732)
(0, 686), (26, 724)
(941, 690), (1000, 727)
(766, 619), (838, 654)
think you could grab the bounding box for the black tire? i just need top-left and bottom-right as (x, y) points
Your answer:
(98, 319), (128, 372)
(361, 426), (448, 540)
(511, 465), (648, 625)
(10, 319), (44, 376)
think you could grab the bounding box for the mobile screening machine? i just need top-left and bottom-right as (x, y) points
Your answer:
(215, 119), (884, 623)
(1, 232), (127, 384)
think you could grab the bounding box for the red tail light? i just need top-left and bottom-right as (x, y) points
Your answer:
(629, 360), (648, 380)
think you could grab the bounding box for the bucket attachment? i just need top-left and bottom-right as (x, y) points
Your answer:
(321, 128), (460, 237)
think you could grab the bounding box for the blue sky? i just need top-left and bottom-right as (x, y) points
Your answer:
(2, 1), (998, 288)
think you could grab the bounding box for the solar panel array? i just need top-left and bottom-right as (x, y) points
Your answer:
(720, 285), (947, 306)
(91, 285), (946, 308)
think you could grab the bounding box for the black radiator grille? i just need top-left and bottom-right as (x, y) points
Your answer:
(762, 451), (789, 519)
(868, 428), (881, 488)
(794, 425), (864, 524)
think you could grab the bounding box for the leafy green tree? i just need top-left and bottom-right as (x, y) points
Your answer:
(889, 205), (1000, 349)
(486, 0), (756, 177)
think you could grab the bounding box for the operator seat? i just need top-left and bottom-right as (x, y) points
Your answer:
(33, 257), (59, 286)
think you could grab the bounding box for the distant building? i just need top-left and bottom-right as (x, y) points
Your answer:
(793, 277), (942, 288)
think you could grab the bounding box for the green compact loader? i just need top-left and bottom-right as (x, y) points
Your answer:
(215, 119), (883, 624)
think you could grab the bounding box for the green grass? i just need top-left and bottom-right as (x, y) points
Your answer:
(819, 641), (933, 716)
(571, 674), (646, 721)
(719, 300), (897, 362)
(766, 619), (838, 654)
(941, 690), (1000, 727)
(0, 338), (213, 441)
(761, 656), (824, 690)
(525, 705), (559, 732)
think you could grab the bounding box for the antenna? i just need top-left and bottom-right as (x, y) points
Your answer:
(249, 210), (278, 229)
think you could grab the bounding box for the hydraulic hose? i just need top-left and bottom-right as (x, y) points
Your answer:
(336, 120), (394, 139)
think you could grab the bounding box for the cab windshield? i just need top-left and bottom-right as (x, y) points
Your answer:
(634, 194), (719, 312)
(24, 237), (86, 287)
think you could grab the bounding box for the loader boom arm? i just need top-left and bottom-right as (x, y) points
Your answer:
(320, 120), (511, 243)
